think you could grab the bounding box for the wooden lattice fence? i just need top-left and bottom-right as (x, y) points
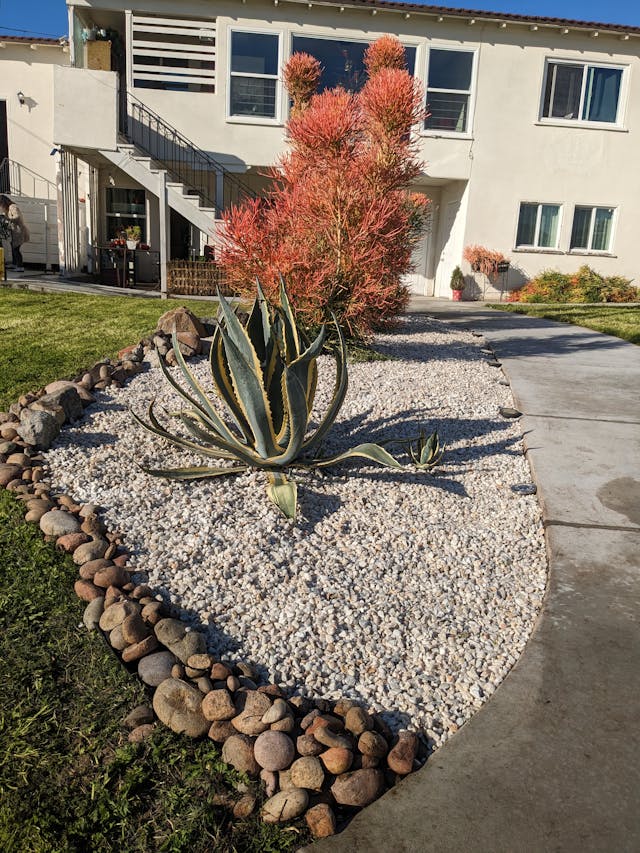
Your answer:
(167, 261), (238, 297)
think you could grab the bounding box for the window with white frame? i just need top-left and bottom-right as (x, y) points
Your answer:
(570, 206), (615, 252)
(516, 202), (561, 249)
(425, 48), (475, 133)
(542, 61), (624, 124)
(229, 31), (280, 119)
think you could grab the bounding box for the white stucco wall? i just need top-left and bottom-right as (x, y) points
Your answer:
(0, 41), (69, 189)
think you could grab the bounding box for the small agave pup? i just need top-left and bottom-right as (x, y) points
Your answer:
(132, 280), (411, 518)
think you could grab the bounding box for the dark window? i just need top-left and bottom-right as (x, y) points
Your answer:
(425, 49), (474, 133)
(230, 31), (279, 118)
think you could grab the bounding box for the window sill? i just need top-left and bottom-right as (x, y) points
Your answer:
(420, 131), (473, 140)
(226, 116), (284, 127)
(534, 120), (628, 133)
(568, 249), (617, 258)
(512, 247), (564, 255)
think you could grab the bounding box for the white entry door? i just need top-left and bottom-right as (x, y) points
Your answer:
(435, 201), (459, 296)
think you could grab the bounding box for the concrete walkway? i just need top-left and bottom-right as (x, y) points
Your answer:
(310, 299), (640, 853)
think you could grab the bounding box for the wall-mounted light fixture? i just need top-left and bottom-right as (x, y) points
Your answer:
(17, 91), (25, 106)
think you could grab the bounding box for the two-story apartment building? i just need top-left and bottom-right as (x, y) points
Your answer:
(52, 0), (640, 296)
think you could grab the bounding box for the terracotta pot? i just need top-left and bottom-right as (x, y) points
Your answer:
(451, 289), (463, 302)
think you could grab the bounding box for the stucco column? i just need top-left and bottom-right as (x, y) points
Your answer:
(158, 170), (169, 298)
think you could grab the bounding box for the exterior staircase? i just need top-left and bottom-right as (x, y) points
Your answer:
(98, 142), (218, 236)
(100, 92), (256, 239)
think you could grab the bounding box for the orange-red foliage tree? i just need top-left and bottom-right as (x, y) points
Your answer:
(217, 35), (429, 339)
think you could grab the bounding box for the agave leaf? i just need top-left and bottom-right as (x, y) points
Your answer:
(218, 324), (279, 458)
(133, 401), (261, 468)
(164, 329), (239, 445)
(178, 413), (239, 459)
(265, 471), (298, 518)
(278, 274), (301, 361)
(302, 315), (348, 454)
(245, 280), (270, 363)
(216, 289), (265, 374)
(289, 324), (325, 415)
(141, 463), (248, 480)
(263, 366), (309, 466)
(209, 327), (252, 443)
(311, 442), (403, 470)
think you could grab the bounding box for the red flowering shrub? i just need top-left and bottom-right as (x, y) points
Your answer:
(364, 33), (407, 75)
(217, 35), (429, 340)
(283, 52), (321, 115)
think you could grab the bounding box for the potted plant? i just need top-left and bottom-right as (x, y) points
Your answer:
(125, 225), (142, 250)
(450, 266), (465, 301)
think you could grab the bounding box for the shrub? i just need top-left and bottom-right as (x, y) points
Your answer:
(463, 245), (509, 281)
(217, 35), (429, 341)
(510, 265), (637, 303)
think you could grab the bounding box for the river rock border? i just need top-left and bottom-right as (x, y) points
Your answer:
(0, 307), (428, 840)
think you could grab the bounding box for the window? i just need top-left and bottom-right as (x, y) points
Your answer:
(542, 61), (623, 124)
(425, 48), (474, 133)
(229, 31), (280, 119)
(570, 206), (615, 252)
(106, 189), (146, 242)
(516, 203), (561, 249)
(291, 36), (416, 94)
(131, 15), (217, 93)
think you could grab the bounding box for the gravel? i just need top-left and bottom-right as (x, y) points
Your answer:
(45, 314), (547, 748)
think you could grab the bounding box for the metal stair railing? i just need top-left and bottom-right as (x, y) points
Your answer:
(120, 91), (257, 217)
(0, 158), (57, 201)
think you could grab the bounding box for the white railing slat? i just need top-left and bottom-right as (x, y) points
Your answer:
(133, 71), (217, 85)
(132, 14), (216, 29)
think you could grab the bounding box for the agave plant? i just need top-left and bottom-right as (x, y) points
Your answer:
(405, 430), (445, 471)
(132, 280), (406, 518)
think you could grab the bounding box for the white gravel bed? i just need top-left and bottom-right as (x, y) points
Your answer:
(45, 314), (547, 748)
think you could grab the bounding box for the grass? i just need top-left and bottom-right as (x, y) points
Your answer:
(0, 289), (306, 851)
(0, 290), (223, 411)
(491, 303), (640, 345)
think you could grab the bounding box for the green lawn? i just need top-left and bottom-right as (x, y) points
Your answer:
(491, 303), (640, 345)
(0, 290), (223, 411)
(0, 289), (304, 852)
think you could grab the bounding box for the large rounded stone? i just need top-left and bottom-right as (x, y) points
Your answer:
(208, 720), (236, 743)
(79, 558), (113, 580)
(290, 756), (324, 791)
(170, 631), (207, 664)
(17, 409), (60, 450)
(82, 596), (105, 631)
(305, 803), (336, 838)
(154, 618), (186, 646)
(387, 731), (418, 775)
(73, 539), (109, 564)
(345, 706), (373, 736)
(261, 789), (309, 824)
(156, 306), (205, 338)
(39, 510), (81, 537)
(98, 600), (140, 632)
(222, 734), (260, 776)
(152, 678), (209, 737)
(297, 734), (325, 757)
(138, 651), (175, 687)
(122, 613), (150, 644)
(231, 691), (272, 736)
(320, 747), (353, 775)
(93, 564), (130, 589)
(201, 688), (236, 722)
(0, 464), (21, 487)
(253, 731), (295, 772)
(358, 730), (389, 759)
(331, 769), (384, 807)
(122, 634), (158, 663)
